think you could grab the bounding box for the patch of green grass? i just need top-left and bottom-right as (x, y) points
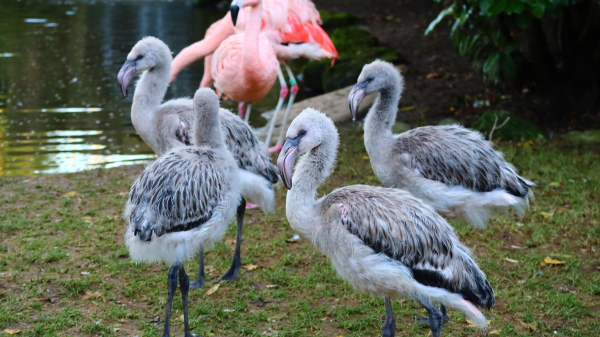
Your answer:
(0, 125), (599, 336)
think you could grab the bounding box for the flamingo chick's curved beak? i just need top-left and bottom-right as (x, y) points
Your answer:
(277, 137), (300, 190)
(117, 60), (137, 98)
(348, 81), (368, 122)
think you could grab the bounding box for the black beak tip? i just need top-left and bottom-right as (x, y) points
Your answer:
(230, 5), (240, 26)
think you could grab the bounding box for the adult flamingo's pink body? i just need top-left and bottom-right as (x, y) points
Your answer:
(211, 11), (279, 105)
(170, 0), (337, 83)
(170, 0), (338, 152)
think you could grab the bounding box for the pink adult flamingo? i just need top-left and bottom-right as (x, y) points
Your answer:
(169, 0), (338, 152)
(210, 0), (279, 128)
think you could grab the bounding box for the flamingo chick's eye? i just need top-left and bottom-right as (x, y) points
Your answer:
(135, 55), (144, 61)
(299, 130), (307, 136)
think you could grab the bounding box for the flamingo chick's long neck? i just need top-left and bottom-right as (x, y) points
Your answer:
(363, 83), (401, 150)
(131, 63), (171, 141)
(285, 139), (337, 242)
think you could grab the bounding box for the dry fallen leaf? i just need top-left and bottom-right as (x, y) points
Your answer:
(400, 106), (415, 111)
(4, 329), (21, 335)
(549, 182), (560, 187)
(517, 320), (536, 332)
(118, 192), (129, 197)
(540, 210), (554, 219)
(517, 140), (534, 147)
(81, 290), (101, 300)
(489, 329), (501, 334)
(62, 191), (79, 198)
(362, 156), (370, 160)
(206, 283), (220, 296)
(426, 73), (440, 79)
(544, 256), (565, 265)
(466, 318), (492, 328)
(265, 285), (277, 288)
(82, 216), (93, 224)
(225, 239), (236, 245)
(243, 264), (259, 271)
(504, 258), (520, 263)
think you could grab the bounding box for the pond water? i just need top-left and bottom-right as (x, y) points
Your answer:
(0, 0), (310, 176)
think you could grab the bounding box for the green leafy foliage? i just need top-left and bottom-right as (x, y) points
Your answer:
(471, 110), (546, 141)
(426, 0), (577, 83)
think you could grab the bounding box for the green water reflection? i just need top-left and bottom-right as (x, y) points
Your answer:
(0, 0), (309, 176)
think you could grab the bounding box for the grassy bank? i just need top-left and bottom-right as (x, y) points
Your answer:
(1, 124), (599, 337)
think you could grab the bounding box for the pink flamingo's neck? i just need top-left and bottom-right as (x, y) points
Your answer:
(241, 0), (264, 84)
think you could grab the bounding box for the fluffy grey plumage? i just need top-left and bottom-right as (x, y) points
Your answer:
(124, 88), (241, 265)
(350, 60), (533, 227)
(121, 36), (278, 185)
(278, 109), (494, 336)
(128, 147), (233, 239)
(321, 185), (494, 309)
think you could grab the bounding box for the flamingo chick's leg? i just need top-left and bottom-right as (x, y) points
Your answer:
(264, 65), (288, 147)
(189, 248), (205, 289)
(162, 263), (179, 337)
(382, 297), (396, 337)
(269, 62), (298, 153)
(178, 264), (193, 337)
(217, 198), (246, 282)
(418, 299), (444, 337)
(416, 304), (449, 325)
(244, 103), (252, 123)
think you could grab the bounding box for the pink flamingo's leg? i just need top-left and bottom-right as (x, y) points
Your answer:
(265, 65), (288, 149)
(200, 54), (213, 88)
(269, 62), (298, 153)
(238, 102), (246, 119)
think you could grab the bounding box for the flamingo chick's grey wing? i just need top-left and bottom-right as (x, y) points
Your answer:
(126, 147), (233, 238)
(219, 109), (279, 184)
(319, 185), (494, 309)
(394, 125), (528, 197)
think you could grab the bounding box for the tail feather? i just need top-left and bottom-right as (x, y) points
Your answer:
(501, 164), (534, 198)
(457, 249), (495, 310)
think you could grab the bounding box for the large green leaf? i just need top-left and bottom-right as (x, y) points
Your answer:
(530, 3), (546, 18)
(480, 0), (507, 16)
(424, 4), (455, 35)
(516, 10), (534, 28)
(483, 52), (501, 74)
(504, 0), (526, 14)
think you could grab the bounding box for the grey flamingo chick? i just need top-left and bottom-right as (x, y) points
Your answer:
(348, 60), (534, 228)
(277, 109), (495, 337)
(118, 37), (278, 283)
(124, 88), (241, 337)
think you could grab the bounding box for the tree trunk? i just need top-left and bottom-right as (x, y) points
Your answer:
(524, 18), (557, 88)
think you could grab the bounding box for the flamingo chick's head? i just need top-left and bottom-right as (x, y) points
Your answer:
(117, 36), (172, 97)
(348, 59), (404, 122)
(277, 108), (338, 190)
